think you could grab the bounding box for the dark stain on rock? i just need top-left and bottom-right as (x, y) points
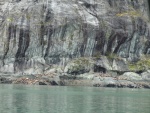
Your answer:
(94, 65), (106, 73)
(2, 24), (14, 65)
(14, 28), (30, 72)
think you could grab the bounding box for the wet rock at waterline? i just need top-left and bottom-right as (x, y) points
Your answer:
(1, 73), (150, 88)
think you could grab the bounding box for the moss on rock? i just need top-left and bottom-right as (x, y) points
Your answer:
(64, 57), (94, 75)
(128, 55), (150, 71)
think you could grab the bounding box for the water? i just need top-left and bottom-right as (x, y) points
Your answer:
(0, 85), (150, 113)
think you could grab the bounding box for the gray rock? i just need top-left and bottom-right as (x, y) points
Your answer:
(95, 56), (128, 72)
(103, 77), (118, 87)
(118, 80), (137, 88)
(107, 71), (118, 77)
(112, 59), (128, 71)
(78, 73), (96, 80)
(119, 72), (142, 81)
(0, 76), (13, 84)
(0, 0), (149, 75)
(64, 58), (93, 75)
(95, 56), (112, 70)
(92, 77), (118, 87)
(141, 71), (150, 81)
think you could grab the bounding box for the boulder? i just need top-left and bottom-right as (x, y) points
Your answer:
(118, 80), (137, 88)
(141, 71), (150, 81)
(95, 56), (128, 72)
(64, 58), (93, 75)
(119, 72), (142, 81)
(78, 73), (95, 80)
(112, 59), (128, 71)
(0, 76), (12, 84)
(95, 56), (112, 70)
(103, 77), (118, 87)
(92, 77), (118, 87)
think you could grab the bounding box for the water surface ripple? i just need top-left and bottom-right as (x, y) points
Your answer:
(0, 85), (150, 113)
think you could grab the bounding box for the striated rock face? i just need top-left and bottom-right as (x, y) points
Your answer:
(0, 0), (150, 74)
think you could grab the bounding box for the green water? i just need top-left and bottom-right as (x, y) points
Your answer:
(0, 85), (150, 113)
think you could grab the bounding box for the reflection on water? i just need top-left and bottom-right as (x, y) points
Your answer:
(0, 85), (150, 113)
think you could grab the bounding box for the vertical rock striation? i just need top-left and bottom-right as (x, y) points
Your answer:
(0, 0), (149, 74)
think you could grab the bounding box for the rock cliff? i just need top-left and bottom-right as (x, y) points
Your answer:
(0, 0), (150, 75)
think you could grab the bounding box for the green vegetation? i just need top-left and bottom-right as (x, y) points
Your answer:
(93, 53), (122, 61)
(107, 53), (121, 60)
(116, 7), (149, 22)
(93, 52), (101, 59)
(128, 55), (150, 71)
(73, 57), (91, 66)
(67, 57), (93, 74)
(116, 10), (140, 17)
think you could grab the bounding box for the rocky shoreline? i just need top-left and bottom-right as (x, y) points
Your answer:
(0, 55), (149, 89)
(1, 71), (150, 89)
(0, 0), (150, 89)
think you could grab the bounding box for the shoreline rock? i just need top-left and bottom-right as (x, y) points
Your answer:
(0, 72), (150, 89)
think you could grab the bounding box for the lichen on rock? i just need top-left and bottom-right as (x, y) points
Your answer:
(0, 0), (149, 77)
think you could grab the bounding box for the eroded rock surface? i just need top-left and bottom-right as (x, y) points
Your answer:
(0, 0), (149, 74)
